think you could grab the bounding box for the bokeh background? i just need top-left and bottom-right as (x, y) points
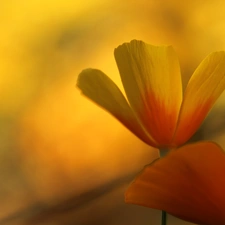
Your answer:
(1, 0), (225, 224)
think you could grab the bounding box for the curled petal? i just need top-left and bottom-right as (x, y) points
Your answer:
(114, 40), (182, 147)
(77, 69), (157, 146)
(125, 142), (225, 225)
(173, 51), (225, 146)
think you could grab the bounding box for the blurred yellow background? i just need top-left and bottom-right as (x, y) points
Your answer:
(1, 0), (225, 224)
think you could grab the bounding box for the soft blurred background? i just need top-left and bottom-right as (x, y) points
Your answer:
(1, 0), (225, 224)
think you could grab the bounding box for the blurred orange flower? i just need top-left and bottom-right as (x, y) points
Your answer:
(77, 40), (225, 148)
(125, 141), (225, 225)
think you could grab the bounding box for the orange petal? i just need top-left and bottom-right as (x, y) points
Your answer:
(125, 142), (225, 225)
(173, 51), (225, 146)
(77, 69), (157, 146)
(114, 40), (182, 147)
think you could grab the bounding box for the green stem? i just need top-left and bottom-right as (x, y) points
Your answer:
(161, 210), (167, 225)
(159, 149), (168, 225)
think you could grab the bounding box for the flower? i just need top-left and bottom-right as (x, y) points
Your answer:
(125, 141), (225, 225)
(77, 40), (225, 148)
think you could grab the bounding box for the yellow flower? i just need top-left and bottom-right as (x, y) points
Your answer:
(77, 40), (225, 148)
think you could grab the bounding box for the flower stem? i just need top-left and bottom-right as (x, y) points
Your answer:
(161, 210), (167, 225)
(159, 149), (167, 225)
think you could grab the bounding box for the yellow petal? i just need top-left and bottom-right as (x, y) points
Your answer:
(125, 142), (225, 225)
(77, 69), (157, 146)
(114, 40), (182, 147)
(173, 51), (225, 146)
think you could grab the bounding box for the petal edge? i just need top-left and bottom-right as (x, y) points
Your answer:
(174, 51), (225, 146)
(77, 68), (157, 146)
(114, 40), (182, 146)
(125, 141), (225, 225)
